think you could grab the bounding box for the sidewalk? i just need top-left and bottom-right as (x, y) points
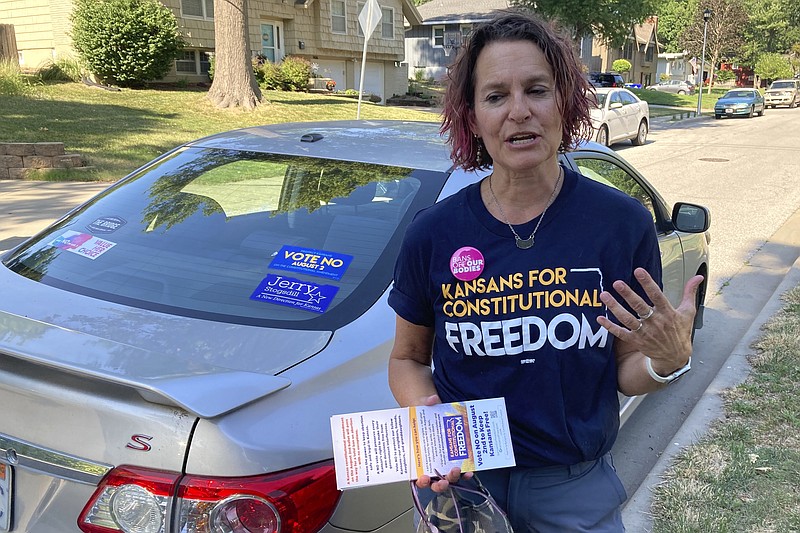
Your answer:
(0, 179), (108, 251)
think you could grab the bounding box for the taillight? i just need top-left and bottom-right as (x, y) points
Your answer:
(78, 461), (340, 533)
(78, 466), (179, 533)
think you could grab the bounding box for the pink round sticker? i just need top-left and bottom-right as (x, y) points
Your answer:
(450, 247), (485, 281)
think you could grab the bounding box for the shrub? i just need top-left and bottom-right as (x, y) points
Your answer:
(254, 59), (284, 90)
(37, 56), (85, 82)
(70, 0), (185, 86)
(0, 59), (38, 96)
(612, 59), (632, 75)
(715, 69), (736, 84)
(280, 56), (312, 91)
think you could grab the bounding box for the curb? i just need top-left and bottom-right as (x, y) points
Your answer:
(621, 254), (800, 531)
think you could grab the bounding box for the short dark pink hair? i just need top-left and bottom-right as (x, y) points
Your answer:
(441, 9), (594, 171)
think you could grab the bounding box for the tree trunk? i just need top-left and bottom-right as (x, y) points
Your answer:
(207, 0), (262, 110)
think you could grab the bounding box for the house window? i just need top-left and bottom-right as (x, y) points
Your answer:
(199, 51), (212, 74)
(176, 50), (197, 73)
(432, 26), (444, 47)
(181, 0), (213, 19)
(381, 7), (394, 38)
(460, 24), (473, 38)
(176, 50), (212, 74)
(623, 41), (634, 60)
(331, 0), (346, 34)
(645, 45), (654, 63)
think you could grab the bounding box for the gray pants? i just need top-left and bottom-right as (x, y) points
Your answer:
(414, 454), (626, 532)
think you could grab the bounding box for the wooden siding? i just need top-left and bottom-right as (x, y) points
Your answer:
(1, 0), (408, 97)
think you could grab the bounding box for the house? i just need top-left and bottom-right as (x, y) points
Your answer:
(404, 2), (658, 90)
(656, 51), (697, 85)
(585, 17), (659, 88)
(404, 0), (509, 82)
(0, 0), (423, 102)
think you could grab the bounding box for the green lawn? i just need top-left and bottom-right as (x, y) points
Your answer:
(0, 82), (439, 182)
(0, 80), (745, 183)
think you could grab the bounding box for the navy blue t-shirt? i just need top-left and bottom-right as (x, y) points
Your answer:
(388, 167), (661, 468)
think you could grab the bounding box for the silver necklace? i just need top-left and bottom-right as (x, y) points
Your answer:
(487, 167), (563, 250)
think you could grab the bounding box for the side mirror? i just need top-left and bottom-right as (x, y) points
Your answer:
(609, 102), (623, 110)
(672, 202), (710, 233)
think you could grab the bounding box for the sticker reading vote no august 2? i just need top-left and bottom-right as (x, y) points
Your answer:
(250, 274), (339, 314)
(270, 245), (353, 281)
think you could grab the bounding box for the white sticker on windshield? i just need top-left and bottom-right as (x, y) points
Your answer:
(49, 230), (117, 260)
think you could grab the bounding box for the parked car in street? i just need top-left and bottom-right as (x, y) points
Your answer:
(0, 120), (710, 533)
(590, 87), (650, 147)
(645, 80), (695, 95)
(764, 79), (799, 108)
(588, 71), (626, 87)
(714, 89), (766, 118)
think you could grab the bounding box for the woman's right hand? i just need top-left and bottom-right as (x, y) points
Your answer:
(416, 466), (470, 492)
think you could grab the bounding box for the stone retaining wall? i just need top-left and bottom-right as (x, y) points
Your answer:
(0, 142), (87, 179)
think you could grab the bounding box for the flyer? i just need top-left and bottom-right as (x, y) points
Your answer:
(330, 397), (515, 490)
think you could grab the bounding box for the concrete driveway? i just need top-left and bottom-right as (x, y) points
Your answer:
(0, 180), (109, 251)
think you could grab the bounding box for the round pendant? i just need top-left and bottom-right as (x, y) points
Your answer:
(515, 236), (534, 249)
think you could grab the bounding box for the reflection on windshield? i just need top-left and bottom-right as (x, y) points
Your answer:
(5, 148), (431, 327)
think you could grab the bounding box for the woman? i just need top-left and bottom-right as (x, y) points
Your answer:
(388, 10), (702, 532)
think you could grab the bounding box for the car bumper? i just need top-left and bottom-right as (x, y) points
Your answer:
(765, 96), (793, 105)
(714, 106), (752, 116)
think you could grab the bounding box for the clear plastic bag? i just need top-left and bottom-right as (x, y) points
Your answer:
(411, 475), (514, 533)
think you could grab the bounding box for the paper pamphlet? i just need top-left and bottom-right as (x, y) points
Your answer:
(330, 397), (515, 490)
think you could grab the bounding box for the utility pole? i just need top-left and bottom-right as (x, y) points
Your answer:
(696, 9), (712, 115)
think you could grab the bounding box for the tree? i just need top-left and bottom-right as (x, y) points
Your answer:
(655, 0), (698, 53)
(679, 0), (748, 92)
(510, 0), (659, 46)
(739, 0), (800, 66)
(754, 52), (794, 81)
(207, 0), (262, 110)
(70, 0), (184, 86)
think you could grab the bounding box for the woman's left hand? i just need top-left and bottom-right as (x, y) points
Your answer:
(597, 268), (703, 371)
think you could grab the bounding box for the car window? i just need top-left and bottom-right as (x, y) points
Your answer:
(3, 147), (441, 328)
(770, 81), (794, 89)
(619, 91), (637, 105)
(594, 92), (607, 106)
(572, 157), (657, 224)
(610, 91), (622, 105)
(725, 90), (753, 98)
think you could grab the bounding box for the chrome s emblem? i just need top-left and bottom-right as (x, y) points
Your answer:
(126, 435), (153, 452)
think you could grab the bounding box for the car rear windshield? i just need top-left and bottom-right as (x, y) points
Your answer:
(3, 147), (443, 329)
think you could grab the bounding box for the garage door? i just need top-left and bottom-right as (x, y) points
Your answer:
(354, 61), (384, 102)
(314, 60), (346, 92)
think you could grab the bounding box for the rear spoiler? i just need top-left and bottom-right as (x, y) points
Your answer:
(0, 310), (290, 418)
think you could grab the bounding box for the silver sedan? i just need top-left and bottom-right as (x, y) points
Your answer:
(590, 87), (650, 147)
(0, 121), (708, 533)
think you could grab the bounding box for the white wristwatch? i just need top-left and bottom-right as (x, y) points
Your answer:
(646, 356), (692, 384)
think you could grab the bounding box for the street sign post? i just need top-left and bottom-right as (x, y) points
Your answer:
(357, 0), (382, 119)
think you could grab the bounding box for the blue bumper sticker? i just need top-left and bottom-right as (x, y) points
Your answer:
(270, 245), (353, 281)
(250, 274), (339, 314)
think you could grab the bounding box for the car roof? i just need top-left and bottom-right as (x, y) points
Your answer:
(190, 120), (455, 173)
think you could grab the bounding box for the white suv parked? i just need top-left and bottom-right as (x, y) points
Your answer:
(764, 79), (799, 108)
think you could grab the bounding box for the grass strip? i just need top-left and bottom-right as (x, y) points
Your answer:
(650, 286), (800, 533)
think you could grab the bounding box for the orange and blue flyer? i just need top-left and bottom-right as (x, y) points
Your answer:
(330, 397), (515, 490)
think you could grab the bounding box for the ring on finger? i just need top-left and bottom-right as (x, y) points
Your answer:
(638, 307), (655, 321)
(633, 318), (644, 332)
